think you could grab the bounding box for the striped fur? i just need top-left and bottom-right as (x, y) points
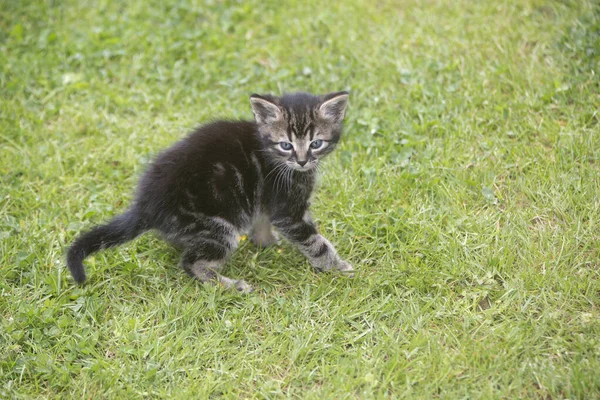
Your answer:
(67, 91), (352, 292)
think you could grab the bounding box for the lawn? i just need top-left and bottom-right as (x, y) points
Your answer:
(1, 0), (599, 398)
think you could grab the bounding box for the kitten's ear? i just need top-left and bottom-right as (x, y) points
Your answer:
(319, 91), (349, 123)
(250, 94), (282, 124)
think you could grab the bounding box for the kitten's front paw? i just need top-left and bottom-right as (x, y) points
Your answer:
(234, 279), (254, 294)
(336, 260), (355, 277)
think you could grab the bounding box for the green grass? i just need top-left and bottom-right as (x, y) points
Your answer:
(1, 0), (600, 398)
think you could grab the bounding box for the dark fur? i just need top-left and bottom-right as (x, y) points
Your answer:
(67, 91), (353, 291)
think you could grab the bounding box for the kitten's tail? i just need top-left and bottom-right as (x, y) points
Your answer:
(66, 209), (147, 283)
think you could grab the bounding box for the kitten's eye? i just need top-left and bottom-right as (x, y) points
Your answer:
(279, 142), (293, 151)
(310, 139), (323, 149)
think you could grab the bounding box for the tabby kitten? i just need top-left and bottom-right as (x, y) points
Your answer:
(67, 91), (353, 293)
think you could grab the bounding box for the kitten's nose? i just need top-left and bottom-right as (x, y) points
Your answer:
(297, 159), (308, 167)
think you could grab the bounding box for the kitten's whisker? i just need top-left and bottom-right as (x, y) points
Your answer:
(287, 167), (294, 192)
(279, 171), (287, 194)
(264, 162), (286, 182)
(273, 165), (285, 194)
(280, 165), (292, 194)
(283, 167), (291, 193)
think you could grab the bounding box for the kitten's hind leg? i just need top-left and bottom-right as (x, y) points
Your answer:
(179, 241), (252, 293)
(250, 214), (279, 248)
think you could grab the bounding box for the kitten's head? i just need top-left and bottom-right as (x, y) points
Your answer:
(250, 91), (349, 171)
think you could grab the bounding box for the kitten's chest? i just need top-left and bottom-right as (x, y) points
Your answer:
(261, 175), (315, 212)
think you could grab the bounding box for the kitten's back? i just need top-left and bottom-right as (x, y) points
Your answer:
(136, 120), (263, 228)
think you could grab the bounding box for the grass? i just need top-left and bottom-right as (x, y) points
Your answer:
(1, 0), (599, 397)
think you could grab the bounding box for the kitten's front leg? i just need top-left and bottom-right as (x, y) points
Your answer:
(272, 214), (353, 274)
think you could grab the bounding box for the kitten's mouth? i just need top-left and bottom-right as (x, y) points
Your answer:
(287, 161), (318, 171)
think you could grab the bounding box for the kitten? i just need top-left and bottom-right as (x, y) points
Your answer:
(67, 91), (353, 293)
